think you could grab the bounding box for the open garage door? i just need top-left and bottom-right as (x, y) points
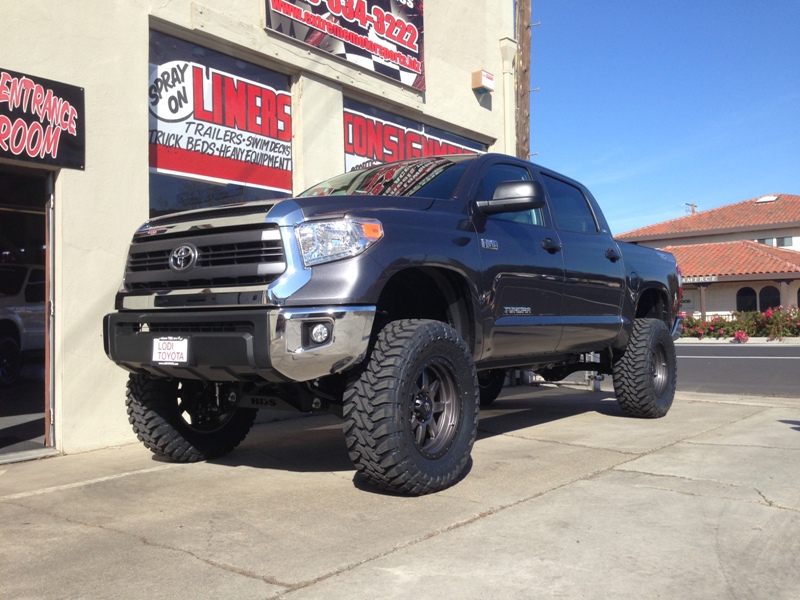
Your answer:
(0, 165), (51, 458)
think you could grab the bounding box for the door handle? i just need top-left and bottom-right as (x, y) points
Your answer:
(542, 237), (562, 254)
(605, 247), (622, 262)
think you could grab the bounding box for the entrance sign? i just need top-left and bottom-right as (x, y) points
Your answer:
(0, 68), (85, 170)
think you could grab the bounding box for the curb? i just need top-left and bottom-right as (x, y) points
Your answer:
(676, 336), (800, 345)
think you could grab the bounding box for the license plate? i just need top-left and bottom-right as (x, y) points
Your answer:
(152, 337), (188, 365)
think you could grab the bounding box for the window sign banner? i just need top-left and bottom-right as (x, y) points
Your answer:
(149, 35), (292, 194)
(0, 68), (85, 170)
(266, 0), (425, 90)
(344, 99), (484, 171)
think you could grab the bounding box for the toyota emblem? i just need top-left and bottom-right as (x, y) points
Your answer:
(168, 244), (198, 272)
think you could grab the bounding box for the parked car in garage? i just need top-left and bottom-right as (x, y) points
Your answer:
(0, 264), (46, 386)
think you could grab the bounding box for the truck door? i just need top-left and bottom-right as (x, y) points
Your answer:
(473, 161), (564, 359)
(539, 173), (625, 352)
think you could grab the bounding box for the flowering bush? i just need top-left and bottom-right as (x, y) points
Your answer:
(681, 305), (800, 340)
(733, 330), (750, 343)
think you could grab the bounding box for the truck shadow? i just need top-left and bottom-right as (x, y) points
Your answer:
(207, 386), (621, 476)
(477, 386), (621, 441)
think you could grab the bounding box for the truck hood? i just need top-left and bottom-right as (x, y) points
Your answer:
(135, 195), (436, 239)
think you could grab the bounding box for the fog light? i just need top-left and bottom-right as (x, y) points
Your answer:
(310, 323), (331, 344)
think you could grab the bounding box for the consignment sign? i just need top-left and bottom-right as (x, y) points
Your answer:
(266, 0), (425, 90)
(344, 99), (485, 171)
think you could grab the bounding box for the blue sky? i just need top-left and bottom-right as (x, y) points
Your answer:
(529, 0), (800, 235)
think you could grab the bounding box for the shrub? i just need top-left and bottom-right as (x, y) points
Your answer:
(680, 305), (800, 340)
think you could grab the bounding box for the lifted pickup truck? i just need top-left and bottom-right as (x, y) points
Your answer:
(104, 153), (682, 495)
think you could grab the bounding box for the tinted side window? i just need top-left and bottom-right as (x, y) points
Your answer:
(476, 164), (543, 226)
(541, 174), (598, 233)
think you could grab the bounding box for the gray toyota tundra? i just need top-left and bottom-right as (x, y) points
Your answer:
(104, 153), (682, 495)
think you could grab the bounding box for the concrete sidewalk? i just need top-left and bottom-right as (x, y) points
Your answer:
(2, 386), (799, 599)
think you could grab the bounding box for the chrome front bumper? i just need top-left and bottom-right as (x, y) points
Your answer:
(103, 305), (375, 382)
(269, 306), (375, 380)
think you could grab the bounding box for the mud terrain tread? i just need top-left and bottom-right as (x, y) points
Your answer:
(612, 318), (676, 418)
(126, 375), (256, 462)
(343, 319), (479, 495)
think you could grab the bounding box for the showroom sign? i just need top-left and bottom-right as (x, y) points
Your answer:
(0, 68), (85, 170)
(148, 60), (292, 193)
(266, 0), (425, 90)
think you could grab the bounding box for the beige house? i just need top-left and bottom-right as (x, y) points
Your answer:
(0, 0), (519, 459)
(617, 194), (800, 319)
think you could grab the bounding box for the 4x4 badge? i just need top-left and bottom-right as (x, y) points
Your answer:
(168, 244), (198, 272)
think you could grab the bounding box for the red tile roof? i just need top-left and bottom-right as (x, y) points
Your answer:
(665, 241), (800, 278)
(618, 194), (800, 241)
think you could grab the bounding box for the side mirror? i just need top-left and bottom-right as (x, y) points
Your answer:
(474, 180), (545, 215)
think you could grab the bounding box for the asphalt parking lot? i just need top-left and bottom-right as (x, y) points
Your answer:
(2, 384), (799, 599)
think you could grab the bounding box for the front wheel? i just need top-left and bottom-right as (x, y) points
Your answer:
(126, 375), (257, 462)
(343, 319), (479, 495)
(612, 318), (677, 418)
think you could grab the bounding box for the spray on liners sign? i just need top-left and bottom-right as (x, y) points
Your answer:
(148, 60), (292, 193)
(0, 68), (85, 170)
(266, 0), (425, 90)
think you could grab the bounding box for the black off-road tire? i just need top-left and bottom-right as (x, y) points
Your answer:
(126, 374), (257, 462)
(612, 318), (677, 418)
(478, 369), (506, 406)
(343, 319), (480, 495)
(0, 335), (22, 387)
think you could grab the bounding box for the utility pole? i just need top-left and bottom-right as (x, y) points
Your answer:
(514, 0), (531, 159)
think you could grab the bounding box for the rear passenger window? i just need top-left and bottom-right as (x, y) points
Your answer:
(541, 174), (598, 233)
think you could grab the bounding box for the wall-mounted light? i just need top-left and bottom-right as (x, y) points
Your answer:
(471, 70), (495, 94)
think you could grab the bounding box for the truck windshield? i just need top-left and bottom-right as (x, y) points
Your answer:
(298, 156), (474, 199)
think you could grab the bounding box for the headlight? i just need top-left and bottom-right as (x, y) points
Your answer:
(295, 218), (383, 267)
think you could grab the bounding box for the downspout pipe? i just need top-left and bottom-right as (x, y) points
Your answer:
(499, 36), (518, 155)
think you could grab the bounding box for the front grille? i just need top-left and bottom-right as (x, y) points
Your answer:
(126, 275), (273, 292)
(127, 240), (284, 272)
(123, 225), (286, 293)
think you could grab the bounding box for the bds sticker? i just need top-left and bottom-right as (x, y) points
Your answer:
(152, 337), (188, 365)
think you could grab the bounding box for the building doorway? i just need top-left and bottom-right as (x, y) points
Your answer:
(0, 164), (52, 457)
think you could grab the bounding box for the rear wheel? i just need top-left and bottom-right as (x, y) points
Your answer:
(344, 319), (479, 495)
(0, 335), (22, 386)
(478, 369), (506, 406)
(126, 375), (257, 462)
(612, 319), (676, 418)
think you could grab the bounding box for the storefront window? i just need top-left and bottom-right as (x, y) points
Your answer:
(148, 32), (292, 218)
